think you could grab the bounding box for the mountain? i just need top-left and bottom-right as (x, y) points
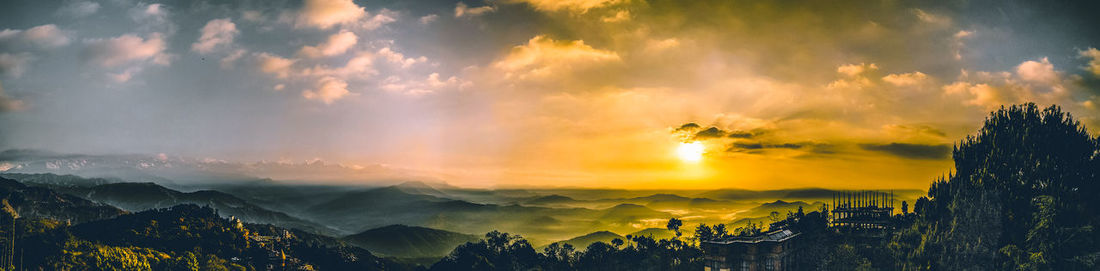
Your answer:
(0, 177), (123, 224)
(0, 149), (416, 186)
(743, 200), (823, 217)
(46, 204), (417, 271)
(543, 231), (625, 251)
(0, 174), (339, 235)
(392, 181), (454, 198)
(0, 173), (116, 188)
(343, 224), (481, 258)
(601, 203), (669, 221)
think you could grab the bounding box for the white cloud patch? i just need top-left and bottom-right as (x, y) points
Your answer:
(1079, 47), (1100, 76)
(300, 52), (378, 79)
(299, 30), (358, 58)
(56, 1), (100, 18)
(837, 63), (879, 77)
(1016, 57), (1058, 84)
(492, 35), (620, 81)
(381, 73), (470, 95)
(254, 52), (296, 78)
(455, 2), (495, 18)
(0, 24), (72, 49)
(0, 53), (33, 78)
(377, 47), (427, 68)
(192, 18), (238, 54)
(82, 33), (171, 68)
(302, 76), (353, 104)
(882, 72), (928, 86)
(297, 0), (366, 29)
(358, 10), (398, 30)
(419, 14), (439, 25)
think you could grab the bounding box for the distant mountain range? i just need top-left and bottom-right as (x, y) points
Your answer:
(0, 176), (124, 224)
(3, 173), (339, 235)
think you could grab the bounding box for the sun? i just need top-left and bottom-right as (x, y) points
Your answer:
(676, 141), (705, 163)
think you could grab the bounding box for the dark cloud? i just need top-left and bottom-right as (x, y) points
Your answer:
(727, 141), (837, 157)
(727, 131), (754, 138)
(731, 142), (804, 150)
(693, 127), (726, 139)
(675, 123), (767, 140)
(675, 123), (701, 132)
(860, 143), (950, 160)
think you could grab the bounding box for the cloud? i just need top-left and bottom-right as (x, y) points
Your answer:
(0, 81), (26, 112)
(508, 0), (623, 12)
(220, 49), (246, 69)
(455, 2), (495, 18)
(912, 9), (951, 26)
(192, 19), (238, 54)
(129, 3), (173, 34)
(1081, 48), (1100, 76)
(55, 1), (100, 18)
(377, 47), (427, 68)
(942, 81), (1007, 108)
(673, 123), (767, 141)
(492, 35), (620, 81)
(882, 72), (928, 86)
(1016, 57), (1058, 83)
(731, 142), (806, 150)
(380, 73), (470, 95)
(297, 0), (365, 29)
(299, 52), (377, 79)
(82, 33), (171, 68)
(860, 143), (950, 160)
(694, 127), (726, 139)
(302, 76), (352, 104)
(0, 24), (71, 49)
(0, 53), (33, 78)
(837, 63), (878, 77)
(419, 14), (439, 25)
(299, 30), (358, 58)
(674, 123), (701, 132)
(359, 10), (398, 30)
(254, 52), (296, 78)
(601, 10), (630, 22)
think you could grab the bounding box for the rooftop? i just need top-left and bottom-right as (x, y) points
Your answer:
(704, 229), (800, 245)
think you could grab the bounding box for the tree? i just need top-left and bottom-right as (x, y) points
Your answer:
(712, 224), (728, 239)
(666, 218), (683, 238)
(610, 238), (623, 248)
(694, 224), (714, 242)
(768, 211), (782, 223)
(906, 103), (1100, 270)
(901, 201), (908, 215)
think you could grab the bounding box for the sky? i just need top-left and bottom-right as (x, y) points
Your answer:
(1, 0), (1100, 189)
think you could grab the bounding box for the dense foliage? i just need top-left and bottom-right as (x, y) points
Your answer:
(891, 104), (1100, 270)
(430, 230), (702, 271)
(8, 204), (416, 271)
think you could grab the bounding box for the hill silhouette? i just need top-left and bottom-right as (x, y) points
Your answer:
(343, 224), (480, 258)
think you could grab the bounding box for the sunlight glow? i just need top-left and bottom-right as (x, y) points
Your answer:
(676, 141), (705, 163)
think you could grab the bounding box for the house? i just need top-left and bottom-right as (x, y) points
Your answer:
(701, 229), (801, 271)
